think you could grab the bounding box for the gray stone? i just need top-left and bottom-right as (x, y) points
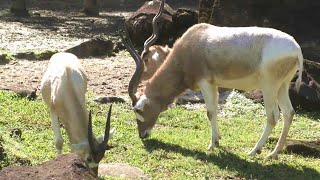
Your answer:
(99, 163), (149, 179)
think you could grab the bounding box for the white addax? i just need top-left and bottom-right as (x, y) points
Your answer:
(40, 52), (114, 174)
(124, 23), (303, 159)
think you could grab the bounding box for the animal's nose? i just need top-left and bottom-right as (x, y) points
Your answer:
(139, 130), (150, 139)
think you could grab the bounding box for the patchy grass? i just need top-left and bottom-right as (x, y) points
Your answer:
(0, 90), (319, 179)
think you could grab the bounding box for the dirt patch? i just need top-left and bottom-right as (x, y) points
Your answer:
(0, 2), (139, 99)
(0, 8), (135, 99)
(0, 153), (97, 180)
(0, 1), (199, 100)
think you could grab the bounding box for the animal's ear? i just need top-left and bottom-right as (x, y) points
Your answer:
(151, 51), (160, 62)
(163, 45), (171, 53)
(134, 95), (149, 112)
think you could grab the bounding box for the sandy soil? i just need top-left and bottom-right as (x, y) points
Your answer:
(0, 8), (137, 99)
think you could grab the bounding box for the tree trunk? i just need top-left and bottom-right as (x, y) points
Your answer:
(198, 0), (214, 23)
(10, 0), (29, 17)
(81, 0), (99, 16)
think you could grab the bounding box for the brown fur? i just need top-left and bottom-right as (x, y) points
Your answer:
(141, 45), (171, 81)
(134, 23), (303, 157)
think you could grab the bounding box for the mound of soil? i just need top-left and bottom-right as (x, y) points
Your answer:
(0, 153), (97, 180)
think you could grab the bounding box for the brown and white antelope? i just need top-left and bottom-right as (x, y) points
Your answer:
(40, 52), (114, 174)
(122, 0), (303, 159)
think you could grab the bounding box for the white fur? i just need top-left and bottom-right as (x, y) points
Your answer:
(140, 24), (303, 159)
(134, 95), (148, 111)
(41, 52), (89, 157)
(40, 52), (115, 161)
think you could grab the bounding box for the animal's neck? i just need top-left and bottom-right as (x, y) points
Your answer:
(63, 95), (89, 144)
(145, 55), (187, 106)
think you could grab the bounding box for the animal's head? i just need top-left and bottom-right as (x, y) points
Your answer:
(141, 45), (171, 81)
(121, 0), (166, 138)
(73, 105), (114, 175)
(133, 94), (165, 138)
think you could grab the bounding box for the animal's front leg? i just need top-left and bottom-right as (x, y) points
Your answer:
(51, 112), (63, 155)
(198, 79), (219, 150)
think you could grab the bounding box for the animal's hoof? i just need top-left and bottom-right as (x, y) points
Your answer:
(256, 149), (262, 154)
(267, 152), (278, 160)
(248, 147), (262, 156)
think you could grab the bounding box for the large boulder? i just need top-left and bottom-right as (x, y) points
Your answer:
(125, 1), (198, 47)
(125, 1), (175, 47)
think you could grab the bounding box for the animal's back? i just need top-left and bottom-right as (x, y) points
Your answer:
(168, 23), (301, 89)
(178, 23), (299, 66)
(41, 52), (87, 113)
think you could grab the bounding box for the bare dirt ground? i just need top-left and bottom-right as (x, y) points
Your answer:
(0, 2), (195, 179)
(0, 1), (198, 100)
(0, 5), (140, 100)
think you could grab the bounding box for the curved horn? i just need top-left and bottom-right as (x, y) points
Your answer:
(122, 0), (165, 106)
(143, 0), (165, 51)
(88, 110), (96, 154)
(120, 32), (144, 106)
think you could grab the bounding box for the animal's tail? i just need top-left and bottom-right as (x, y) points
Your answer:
(295, 52), (303, 93)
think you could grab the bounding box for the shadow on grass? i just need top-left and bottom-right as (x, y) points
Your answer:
(298, 110), (320, 122)
(143, 139), (320, 179)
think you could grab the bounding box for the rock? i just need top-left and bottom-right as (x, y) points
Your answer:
(172, 8), (198, 38)
(125, 0), (176, 47)
(176, 88), (231, 105)
(176, 90), (204, 105)
(244, 90), (263, 104)
(11, 50), (57, 61)
(13, 52), (36, 60)
(303, 59), (320, 82)
(125, 1), (198, 47)
(94, 96), (126, 104)
(99, 163), (149, 179)
(65, 37), (114, 58)
(0, 153), (97, 180)
(289, 70), (320, 111)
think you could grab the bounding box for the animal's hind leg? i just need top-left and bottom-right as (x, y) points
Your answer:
(51, 112), (63, 155)
(198, 79), (219, 150)
(268, 82), (294, 159)
(248, 87), (279, 156)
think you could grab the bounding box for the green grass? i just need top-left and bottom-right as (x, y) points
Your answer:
(0, 90), (319, 179)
